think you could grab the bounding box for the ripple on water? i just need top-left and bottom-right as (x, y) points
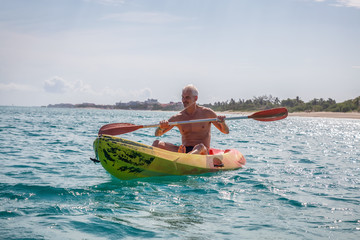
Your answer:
(1, 107), (360, 239)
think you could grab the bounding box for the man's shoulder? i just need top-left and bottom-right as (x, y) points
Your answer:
(169, 112), (184, 122)
(169, 106), (217, 121)
(198, 105), (215, 113)
(198, 105), (214, 112)
(198, 106), (217, 117)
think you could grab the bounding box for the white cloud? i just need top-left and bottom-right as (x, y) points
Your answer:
(338, 0), (360, 8)
(43, 76), (72, 93)
(43, 76), (95, 94)
(83, 0), (125, 6)
(43, 76), (152, 101)
(131, 88), (152, 99)
(314, 0), (360, 8)
(101, 12), (186, 24)
(0, 82), (39, 92)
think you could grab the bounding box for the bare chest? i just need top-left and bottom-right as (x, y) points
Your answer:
(178, 122), (211, 135)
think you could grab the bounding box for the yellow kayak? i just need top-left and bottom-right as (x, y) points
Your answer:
(93, 135), (246, 180)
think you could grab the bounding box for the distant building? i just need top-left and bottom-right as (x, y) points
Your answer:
(145, 99), (159, 105)
(47, 103), (75, 108)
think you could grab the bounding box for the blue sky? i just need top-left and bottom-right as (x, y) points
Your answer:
(0, 0), (359, 106)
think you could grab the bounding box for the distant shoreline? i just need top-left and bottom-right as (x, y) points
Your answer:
(42, 95), (360, 116)
(219, 110), (360, 120)
(2, 105), (360, 119)
(288, 111), (360, 120)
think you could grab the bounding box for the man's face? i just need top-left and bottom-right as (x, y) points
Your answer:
(182, 89), (197, 108)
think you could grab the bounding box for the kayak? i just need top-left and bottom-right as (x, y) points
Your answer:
(93, 135), (246, 180)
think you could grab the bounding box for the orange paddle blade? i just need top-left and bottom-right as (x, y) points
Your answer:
(98, 123), (143, 135)
(249, 107), (288, 122)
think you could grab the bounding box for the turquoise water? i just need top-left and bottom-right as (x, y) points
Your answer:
(1, 106), (359, 239)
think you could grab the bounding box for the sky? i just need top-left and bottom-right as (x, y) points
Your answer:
(0, 0), (359, 106)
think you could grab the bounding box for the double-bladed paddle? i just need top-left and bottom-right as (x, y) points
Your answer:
(98, 107), (288, 136)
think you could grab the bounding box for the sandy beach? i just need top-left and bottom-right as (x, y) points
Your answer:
(221, 110), (360, 120)
(288, 112), (360, 120)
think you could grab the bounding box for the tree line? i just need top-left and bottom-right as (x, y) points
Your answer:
(48, 95), (360, 112)
(204, 95), (360, 113)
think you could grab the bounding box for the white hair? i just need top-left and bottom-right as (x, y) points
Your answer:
(183, 84), (198, 96)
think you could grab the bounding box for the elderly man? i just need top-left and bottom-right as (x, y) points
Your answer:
(152, 84), (229, 154)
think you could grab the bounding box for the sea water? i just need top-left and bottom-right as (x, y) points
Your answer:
(0, 106), (359, 239)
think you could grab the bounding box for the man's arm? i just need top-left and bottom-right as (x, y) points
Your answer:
(155, 120), (174, 136)
(206, 108), (229, 134)
(213, 115), (229, 134)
